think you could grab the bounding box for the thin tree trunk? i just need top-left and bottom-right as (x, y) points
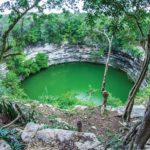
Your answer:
(123, 29), (150, 122)
(134, 96), (150, 149)
(101, 31), (113, 91)
(101, 30), (113, 107)
(122, 98), (150, 150)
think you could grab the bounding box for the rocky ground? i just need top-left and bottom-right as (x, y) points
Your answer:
(0, 103), (147, 150)
(35, 104), (121, 136)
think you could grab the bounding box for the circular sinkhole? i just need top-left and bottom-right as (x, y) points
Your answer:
(22, 62), (133, 105)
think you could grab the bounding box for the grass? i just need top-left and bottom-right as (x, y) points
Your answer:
(97, 128), (122, 149)
(6, 90), (125, 110)
(107, 94), (124, 107)
(38, 93), (95, 109)
(48, 114), (75, 130)
(135, 83), (150, 105)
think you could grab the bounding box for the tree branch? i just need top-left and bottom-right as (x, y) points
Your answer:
(1, 115), (21, 128)
(0, 0), (41, 61)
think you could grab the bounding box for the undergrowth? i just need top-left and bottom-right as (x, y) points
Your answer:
(135, 82), (150, 105)
(48, 114), (75, 130)
(98, 128), (122, 149)
(0, 128), (25, 150)
(38, 93), (95, 109)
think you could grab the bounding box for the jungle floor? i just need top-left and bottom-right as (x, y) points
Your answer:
(34, 104), (124, 148)
(0, 103), (133, 149)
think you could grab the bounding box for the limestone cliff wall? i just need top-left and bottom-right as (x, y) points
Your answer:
(0, 44), (147, 88)
(24, 44), (147, 88)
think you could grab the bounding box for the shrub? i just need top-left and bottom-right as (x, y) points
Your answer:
(3, 72), (19, 87)
(6, 53), (48, 78)
(0, 79), (9, 96)
(107, 94), (123, 107)
(3, 72), (26, 98)
(135, 83), (150, 105)
(24, 59), (40, 74)
(6, 55), (26, 76)
(35, 53), (48, 69)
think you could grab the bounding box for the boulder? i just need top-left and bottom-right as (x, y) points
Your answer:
(0, 140), (12, 150)
(74, 105), (88, 111)
(74, 132), (103, 150)
(22, 123), (102, 150)
(36, 129), (102, 150)
(21, 122), (44, 143)
(114, 105), (145, 118)
(36, 129), (74, 142)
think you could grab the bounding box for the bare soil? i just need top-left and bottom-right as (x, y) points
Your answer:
(35, 105), (121, 137)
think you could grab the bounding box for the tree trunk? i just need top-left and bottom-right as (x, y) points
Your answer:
(134, 96), (150, 149)
(101, 30), (113, 108)
(123, 29), (150, 122)
(101, 32), (113, 92)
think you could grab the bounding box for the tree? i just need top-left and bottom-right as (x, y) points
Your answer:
(122, 30), (150, 149)
(101, 29), (113, 107)
(135, 96), (150, 149)
(84, 11), (117, 108)
(84, 0), (150, 148)
(0, 0), (44, 61)
(0, 0), (75, 62)
(84, 0), (150, 121)
(122, 10), (150, 122)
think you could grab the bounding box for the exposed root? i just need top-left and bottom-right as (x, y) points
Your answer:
(1, 115), (21, 128)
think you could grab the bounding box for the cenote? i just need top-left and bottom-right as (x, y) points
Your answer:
(22, 62), (133, 105)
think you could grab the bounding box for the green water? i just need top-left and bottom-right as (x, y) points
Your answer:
(22, 62), (133, 105)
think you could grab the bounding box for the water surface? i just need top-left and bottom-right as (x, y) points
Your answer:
(22, 62), (133, 104)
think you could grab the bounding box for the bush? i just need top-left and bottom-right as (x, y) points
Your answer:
(6, 53), (48, 78)
(6, 55), (26, 76)
(135, 83), (150, 105)
(35, 53), (48, 69)
(107, 94), (123, 107)
(24, 59), (40, 74)
(3, 72), (26, 98)
(3, 72), (19, 87)
(0, 79), (9, 96)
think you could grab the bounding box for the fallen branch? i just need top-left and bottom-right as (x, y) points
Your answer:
(1, 115), (21, 129)
(15, 104), (26, 122)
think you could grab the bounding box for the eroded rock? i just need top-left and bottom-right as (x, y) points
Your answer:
(114, 105), (145, 118)
(74, 132), (103, 150)
(21, 122), (44, 143)
(36, 129), (102, 149)
(36, 129), (74, 142)
(74, 105), (88, 111)
(0, 140), (12, 150)
(22, 123), (102, 150)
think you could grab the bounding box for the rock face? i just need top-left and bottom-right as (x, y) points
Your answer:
(24, 44), (147, 88)
(0, 44), (147, 88)
(74, 105), (88, 111)
(22, 122), (103, 150)
(114, 105), (145, 118)
(0, 63), (8, 77)
(0, 140), (12, 150)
